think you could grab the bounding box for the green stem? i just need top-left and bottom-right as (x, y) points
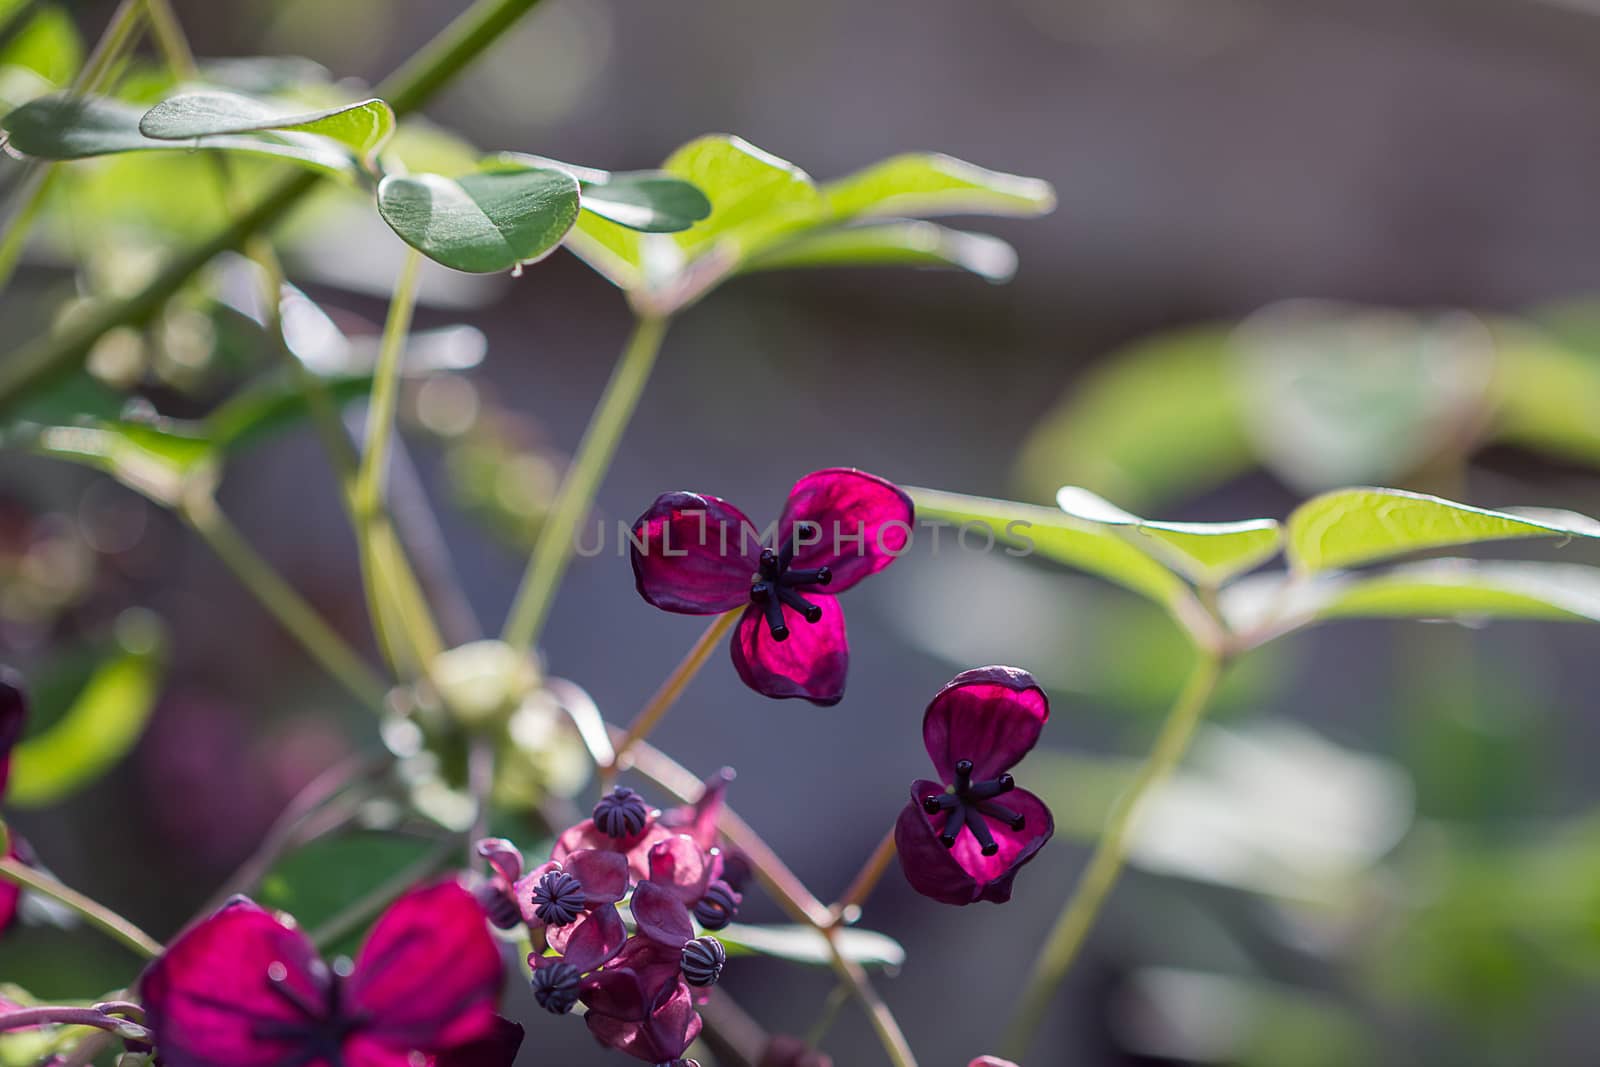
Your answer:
(0, 167), (59, 292)
(181, 492), (390, 711)
(606, 609), (739, 780)
(0, 0), (555, 415)
(502, 315), (669, 652)
(353, 249), (443, 674)
(0, 858), (162, 958)
(1002, 652), (1225, 1061)
(141, 0), (196, 80)
(830, 826), (897, 924)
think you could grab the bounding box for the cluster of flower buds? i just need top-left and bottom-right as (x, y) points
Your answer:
(475, 769), (742, 1064)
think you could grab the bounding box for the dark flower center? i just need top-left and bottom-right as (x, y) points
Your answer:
(531, 870), (586, 926)
(255, 964), (364, 1065)
(921, 759), (1026, 857)
(681, 936), (726, 987)
(692, 880), (740, 931)
(594, 786), (650, 838)
(532, 961), (582, 1014)
(749, 545), (831, 642)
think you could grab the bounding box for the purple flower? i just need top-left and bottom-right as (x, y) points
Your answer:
(139, 879), (517, 1067)
(630, 468), (914, 705)
(0, 670), (27, 935)
(578, 937), (704, 1064)
(895, 667), (1055, 905)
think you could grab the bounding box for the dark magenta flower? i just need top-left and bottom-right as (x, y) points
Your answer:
(139, 879), (516, 1067)
(578, 937), (704, 1064)
(631, 468), (914, 705)
(894, 667), (1055, 905)
(476, 836), (631, 973)
(0, 669), (27, 935)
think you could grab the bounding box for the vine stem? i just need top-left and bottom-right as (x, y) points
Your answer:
(1001, 651), (1225, 1060)
(502, 315), (670, 653)
(180, 492), (390, 711)
(622, 735), (919, 1067)
(606, 609), (740, 781)
(830, 826), (897, 924)
(0, 0), (557, 415)
(353, 248), (443, 675)
(0, 858), (162, 958)
(0, 1006), (148, 1041)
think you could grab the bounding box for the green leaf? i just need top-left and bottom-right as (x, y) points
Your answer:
(1285, 487), (1599, 574)
(16, 415), (218, 506)
(377, 165), (581, 273)
(139, 91), (395, 166)
(8, 610), (165, 808)
(663, 134), (822, 258)
(717, 922), (904, 969)
(1055, 486), (1281, 585)
(579, 170), (710, 233)
(1015, 325), (1255, 511)
(1314, 560), (1600, 625)
(741, 220), (1018, 282)
(1492, 317), (1600, 468)
(1, 4), (82, 86)
(2, 92), (357, 176)
(822, 152), (1055, 221)
(910, 487), (1187, 607)
(258, 832), (443, 955)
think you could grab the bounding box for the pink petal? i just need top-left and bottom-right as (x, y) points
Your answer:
(631, 879), (695, 948)
(894, 783), (1054, 906)
(647, 835), (717, 904)
(567, 849), (630, 905)
(730, 596), (848, 706)
(345, 880), (503, 1051)
(970, 1058), (1021, 1067)
(548, 903), (627, 972)
(659, 767), (734, 852)
(921, 666), (1049, 782)
(776, 469), (913, 592)
(553, 818), (675, 882)
(0, 669), (26, 800)
(473, 839), (523, 886)
(631, 492), (762, 614)
(583, 975), (701, 1063)
(139, 897), (329, 1067)
(0, 837), (22, 934)
(433, 1016), (525, 1067)
(512, 860), (560, 925)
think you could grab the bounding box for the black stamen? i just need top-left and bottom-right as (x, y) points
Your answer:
(781, 566), (831, 587)
(964, 805), (1000, 856)
(776, 586), (823, 623)
(761, 593), (789, 640)
(681, 936), (726, 987)
(968, 774), (1015, 799)
(953, 760), (974, 794)
(532, 962), (581, 1014)
(530, 870), (586, 926)
(693, 880), (740, 931)
(922, 794), (945, 814)
(977, 800), (1026, 831)
(593, 786), (650, 838)
(939, 808), (962, 848)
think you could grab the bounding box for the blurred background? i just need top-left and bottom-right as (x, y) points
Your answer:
(8, 0), (1600, 1064)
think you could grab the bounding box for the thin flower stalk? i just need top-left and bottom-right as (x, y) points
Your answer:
(0, 858), (162, 959)
(608, 609), (741, 780)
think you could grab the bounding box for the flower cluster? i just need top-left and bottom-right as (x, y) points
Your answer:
(476, 770), (742, 1064)
(631, 468), (914, 705)
(139, 879), (522, 1067)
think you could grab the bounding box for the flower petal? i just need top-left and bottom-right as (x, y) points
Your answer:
(631, 492), (762, 614)
(921, 666), (1049, 782)
(548, 902), (627, 972)
(730, 596), (848, 706)
(970, 1058), (1021, 1067)
(473, 838), (523, 887)
(0, 668), (26, 799)
(894, 782), (1053, 906)
(433, 1016), (525, 1067)
(776, 469), (913, 592)
(659, 767), (734, 852)
(554, 818), (675, 882)
(647, 835), (717, 904)
(345, 880), (503, 1051)
(583, 975), (701, 1064)
(139, 897), (328, 1067)
(631, 879), (696, 948)
(567, 849), (630, 905)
